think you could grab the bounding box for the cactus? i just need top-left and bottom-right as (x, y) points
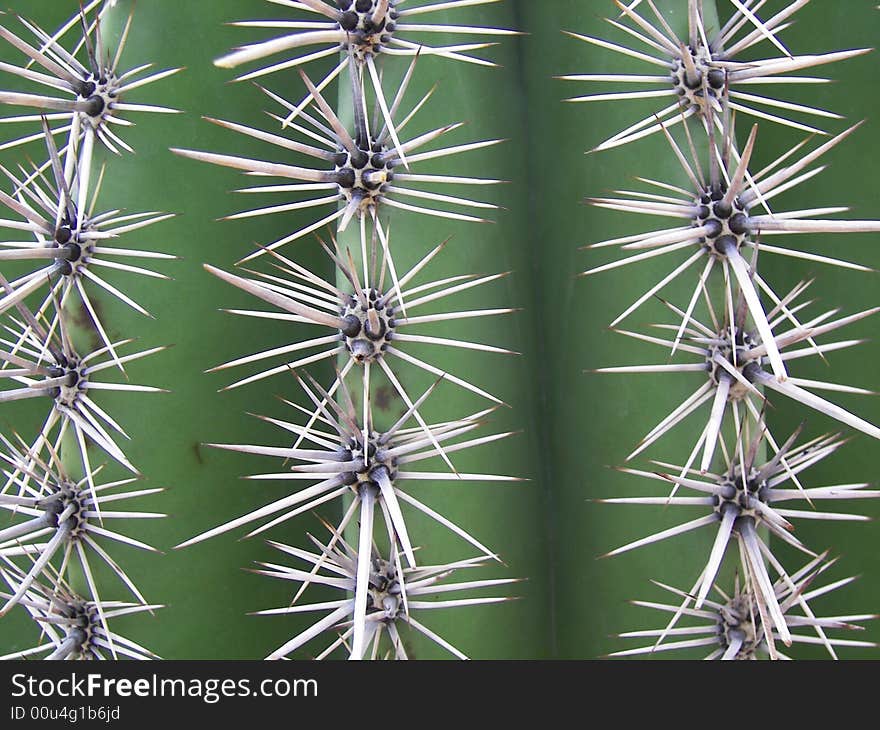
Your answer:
(0, 0), (878, 660)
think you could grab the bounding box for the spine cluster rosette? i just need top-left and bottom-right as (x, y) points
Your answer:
(576, 0), (880, 659)
(173, 0), (523, 660)
(0, 0), (179, 659)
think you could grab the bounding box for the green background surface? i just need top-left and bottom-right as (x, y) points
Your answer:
(0, 0), (877, 659)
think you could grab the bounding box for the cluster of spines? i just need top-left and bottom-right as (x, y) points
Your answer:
(172, 0), (521, 660)
(573, 0), (880, 659)
(0, 0), (179, 660)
